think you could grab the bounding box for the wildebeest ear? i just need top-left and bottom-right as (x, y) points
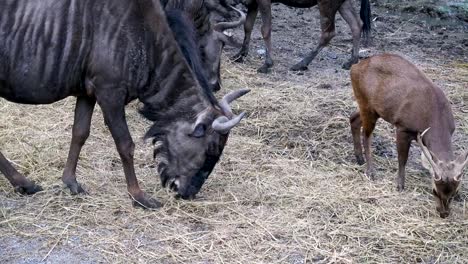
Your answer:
(190, 124), (206, 138)
(218, 31), (242, 48)
(144, 124), (165, 141)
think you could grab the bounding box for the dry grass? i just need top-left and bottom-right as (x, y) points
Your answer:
(1, 4), (468, 262)
(1, 56), (467, 263)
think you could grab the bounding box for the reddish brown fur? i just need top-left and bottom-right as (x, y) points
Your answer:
(349, 54), (468, 218)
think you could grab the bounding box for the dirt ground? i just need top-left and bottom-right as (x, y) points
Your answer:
(1, 1), (467, 263)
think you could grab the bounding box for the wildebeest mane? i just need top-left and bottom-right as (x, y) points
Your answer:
(165, 9), (216, 104)
(140, 9), (219, 139)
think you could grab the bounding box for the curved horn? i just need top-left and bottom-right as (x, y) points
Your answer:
(219, 89), (250, 114)
(213, 6), (246, 31)
(212, 112), (246, 134)
(417, 127), (441, 180)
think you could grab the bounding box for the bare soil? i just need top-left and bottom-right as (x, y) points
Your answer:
(1, 1), (467, 263)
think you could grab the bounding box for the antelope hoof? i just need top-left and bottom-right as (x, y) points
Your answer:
(290, 63), (308, 72)
(342, 58), (358, 70)
(131, 192), (162, 209)
(366, 168), (376, 180)
(397, 183), (405, 192)
(356, 155), (365, 165)
(14, 182), (43, 195)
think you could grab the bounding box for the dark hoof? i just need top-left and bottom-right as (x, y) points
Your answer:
(14, 183), (43, 195)
(366, 168), (376, 180)
(67, 182), (88, 195)
(131, 192), (162, 209)
(257, 65), (271, 74)
(356, 155), (365, 165)
(397, 184), (405, 192)
(232, 55), (245, 63)
(342, 60), (358, 70)
(290, 63), (308, 71)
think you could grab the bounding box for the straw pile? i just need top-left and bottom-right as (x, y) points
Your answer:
(1, 3), (468, 263)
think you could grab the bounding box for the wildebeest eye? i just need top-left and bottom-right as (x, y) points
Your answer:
(190, 124), (206, 138)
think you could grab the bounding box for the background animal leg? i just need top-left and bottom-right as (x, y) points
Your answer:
(99, 101), (161, 209)
(62, 96), (96, 194)
(233, 2), (258, 63)
(290, 13), (336, 71)
(339, 0), (362, 70)
(396, 129), (413, 191)
(350, 111), (364, 165)
(0, 151), (42, 194)
(257, 1), (274, 73)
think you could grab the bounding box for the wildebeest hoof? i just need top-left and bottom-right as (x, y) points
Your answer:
(131, 192), (162, 209)
(232, 54), (245, 63)
(257, 65), (271, 74)
(342, 60), (358, 70)
(290, 63), (308, 71)
(67, 182), (88, 195)
(14, 183), (43, 195)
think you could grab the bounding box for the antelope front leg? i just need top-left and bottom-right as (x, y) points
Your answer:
(99, 102), (161, 209)
(350, 111), (365, 165)
(395, 130), (412, 191)
(62, 96), (95, 194)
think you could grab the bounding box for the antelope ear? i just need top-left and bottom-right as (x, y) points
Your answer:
(421, 152), (434, 174)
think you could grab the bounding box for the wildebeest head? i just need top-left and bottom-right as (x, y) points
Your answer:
(201, 5), (245, 91)
(143, 89), (249, 200)
(418, 130), (468, 218)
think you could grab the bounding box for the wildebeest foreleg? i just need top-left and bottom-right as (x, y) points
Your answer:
(0, 152), (42, 194)
(290, 8), (337, 71)
(99, 101), (161, 209)
(339, 0), (362, 70)
(62, 96), (96, 194)
(233, 2), (258, 63)
(257, 1), (274, 73)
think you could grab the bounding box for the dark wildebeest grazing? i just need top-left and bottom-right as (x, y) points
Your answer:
(162, 0), (246, 91)
(0, 0), (249, 208)
(350, 54), (468, 218)
(232, 0), (371, 73)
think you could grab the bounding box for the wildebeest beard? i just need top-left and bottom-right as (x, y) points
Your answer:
(147, 124), (225, 199)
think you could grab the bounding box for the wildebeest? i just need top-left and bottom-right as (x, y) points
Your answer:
(232, 0), (371, 73)
(349, 54), (468, 218)
(162, 0), (246, 91)
(0, 0), (249, 208)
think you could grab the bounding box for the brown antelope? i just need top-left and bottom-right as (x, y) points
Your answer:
(349, 54), (468, 218)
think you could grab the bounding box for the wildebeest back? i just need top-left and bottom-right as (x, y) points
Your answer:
(0, 0), (153, 104)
